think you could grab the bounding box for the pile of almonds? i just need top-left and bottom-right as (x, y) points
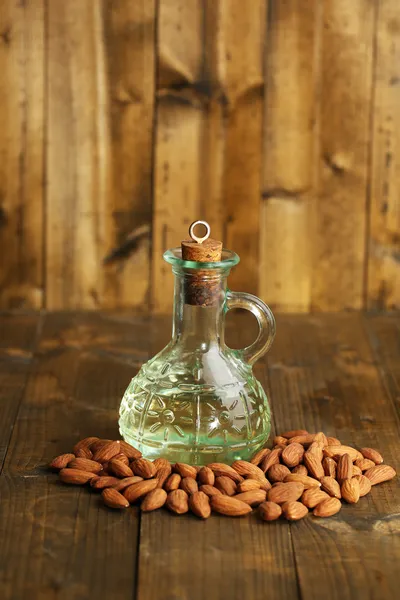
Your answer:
(49, 429), (396, 521)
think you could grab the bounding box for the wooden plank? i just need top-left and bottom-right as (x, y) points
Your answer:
(260, 0), (318, 312)
(0, 313), (40, 471)
(46, 0), (155, 310)
(268, 313), (400, 600)
(367, 0), (400, 310)
(364, 313), (400, 419)
(312, 0), (375, 310)
(0, 0), (44, 309)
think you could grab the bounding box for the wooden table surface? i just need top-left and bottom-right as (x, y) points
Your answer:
(0, 311), (399, 600)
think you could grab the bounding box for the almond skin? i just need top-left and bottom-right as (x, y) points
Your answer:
(90, 439), (113, 454)
(326, 436), (341, 446)
(197, 466), (215, 486)
(49, 453), (76, 470)
(281, 443), (304, 468)
(288, 434), (315, 446)
(123, 479), (158, 503)
(102, 488), (129, 509)
(234, 490), (267, 506)
(232, 460), (266, 481)
(301, 488), (330, 509)
(313, 497), (341, 517)
(352, 465), (362, 476)
(155, 466), (172, 489)
(259, 501), (282, 521)
(59, 468), (95, 485)
(90, 475), (121, 490)
(336, 453), (353, 483)
(284, 474), (321, 489)
(323, 457), (337, 478)
(92, 440), (121, 463)
(341, 478), (360, 503)
(67, 458), (103, 474)
(199, 484), (222, 497)
(282, 501), (308, 521)
(131, 458), (157, 479)
(141, 488), (168, 512)
(250, 447), (271, 466)
(173, 463), (198, 479)
(207, 463), (243, 483)
(360, 448), (384, 465)
(268, 464), (291, 483)
(273, 436), (288, 446)
(112, 476), (143, 492)
(305, 442), (324, 461)
(75, 447), (93, 459)
(166, 489), (189, 514)
(108, 458), (134, 479)
(303, 454), (324, 480)
(260, 448), (282, 473)
(314, 432), (328, 446)
(323, 445), (363, 462)
(180, 477), (198, 495)
(364, 464), (396, 485)
(210, 494), (252, 516)
(320, 476), (341, 498)
(215, 476), (237, 496)
(280, 429), (309, 439)
(189, 491), (211, 519)
(164, 473), (181, 492)
(292, 465), (308, 476)
(355, 458), (376, 471)
(237, 479), (261, 493)
(153, 458), (171, 473)
(112, 453), (130, 466)
(353, 474), (372, 496)
(119, 440), (142, 460)
(268, 482), (304, 504)
(73, 437), (100, 454)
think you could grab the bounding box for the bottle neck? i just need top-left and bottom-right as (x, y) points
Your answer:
(172, 269), (227, 350)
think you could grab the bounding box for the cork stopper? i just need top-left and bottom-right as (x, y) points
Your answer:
(180, 220), (223, 306)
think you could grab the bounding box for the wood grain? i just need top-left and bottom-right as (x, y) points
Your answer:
(367, 0), (400, 310)
(268, 313), (400, 600)
(312, 0), (375, 310)
(261, 0), (318, 312)
(0, 0), (44, 309)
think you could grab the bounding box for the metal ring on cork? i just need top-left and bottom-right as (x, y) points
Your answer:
(189, 220), (211, 244)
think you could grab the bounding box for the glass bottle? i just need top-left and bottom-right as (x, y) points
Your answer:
(119, 228), (276, 465)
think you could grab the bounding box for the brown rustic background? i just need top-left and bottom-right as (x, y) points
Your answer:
(0, 0), (399, 313)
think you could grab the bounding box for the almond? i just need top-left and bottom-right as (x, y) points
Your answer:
(119, 440), (142, 460)
(141, 488), (167, 512)
(155, 466), (172, 489)
(67, 458), (103, 474)
(49, 453), (76, 470)
(360, 447), (384, 465)
(215, 476), (237, 496)
(336, 453), (353, 483)
(292, 465), (308, 476)
(288, 434), (315, 446)
(90, 439), (113, 454)
(323, 456), (337, 478)
(326, 436), (341, 446)
(250, 447), (271, 466)
(320, 476), (341, 498)
(153, 457), (171, 473)
(283, 474), (321, 489)
(164, 473), (181, 492)
(323, 445), (362, 461)
(281, 443), (304, 468)
(59, 468), (95, 485)
(260, 448), (282, 472)
(131, 458), (157, 479)
(281, 501), (308, 521)
(75, 447), (93, 459)
(259, 501), (282, 521)
(353, 474), (372, 496)
(313, 497), (341, 517)
(113, 476), (143, 492)
(305, 442), (324, 461)
(268, 464), (291, 483)
(108, 458), (134, 479)
(173, 462), (198, 479)
(180, 477), (198, 495)
(273, 444), (287, 450)
(301, 488), (330, 508)
(207, 463), (243, 483)
(303, 454), (324, 480)
(341, 478), (360, 503)
(199, 484), (222, 497)
(314, 432), (328, 446)
(258, 478), (272, 492)
(364, 464), (396, 485)
(273, 436), (288, 446)
(197, 466), (215, 486)
(73, 436), (100, 454)
(234, 490), (266, 506)
(352, 465), (362, 476)
(166, 489), (189, 514)
(112, 452), (130, 466)
(232, 460), (265, 481)
(210, 494), (252, 516)
(92, 440), (121, 463)
(354, 458), (375, 471)
(90, 475), (121, 490)
(280, 429), (309, 438)
(268, 482), (304, 504)
(237, 479), (261, 493)
(189, 491), (211, 518)
(102, 488), (129, 509)
(123, 479), (158, 503)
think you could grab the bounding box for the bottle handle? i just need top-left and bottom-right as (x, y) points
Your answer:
(225, 290), (276, 365)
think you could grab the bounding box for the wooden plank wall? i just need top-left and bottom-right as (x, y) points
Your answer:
(0, 0), (399, 313)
